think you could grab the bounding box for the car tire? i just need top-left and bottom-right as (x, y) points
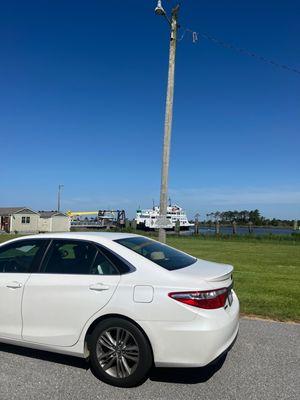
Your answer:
(89, 317), (153, 387)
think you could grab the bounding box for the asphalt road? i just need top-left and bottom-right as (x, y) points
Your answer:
(0, 318), (299, 400)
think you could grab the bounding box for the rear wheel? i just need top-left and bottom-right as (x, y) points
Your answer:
(89, 318), (153, 387)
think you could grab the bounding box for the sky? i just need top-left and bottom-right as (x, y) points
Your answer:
(0, 0), (299, 220)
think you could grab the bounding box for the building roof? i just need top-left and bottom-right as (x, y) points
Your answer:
(0, 207), (38, 216)
(39, 211), (68, 219)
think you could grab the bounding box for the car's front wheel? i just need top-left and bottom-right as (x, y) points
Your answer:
(89, 317), (153, 387)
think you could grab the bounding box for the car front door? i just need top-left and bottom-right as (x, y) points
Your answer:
(22, 239), (121, 347)
(0, 239), (47, 339)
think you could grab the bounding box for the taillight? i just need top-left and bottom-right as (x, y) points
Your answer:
(168, 288), (228, 309)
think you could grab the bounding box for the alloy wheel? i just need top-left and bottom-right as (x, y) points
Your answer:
(97, 327), (140, 378)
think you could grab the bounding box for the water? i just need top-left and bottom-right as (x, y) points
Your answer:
(182, 226), (297, 236)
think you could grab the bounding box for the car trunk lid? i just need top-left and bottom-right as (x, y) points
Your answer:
(171, 258), (233, 287)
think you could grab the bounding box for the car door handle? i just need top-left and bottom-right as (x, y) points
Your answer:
(6, 281), (22, 289)
(89, 283), (110, 291)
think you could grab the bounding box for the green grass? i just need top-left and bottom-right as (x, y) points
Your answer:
(1, 234), (299, 322)
(0, 234), (22, 244)
(167, 236), (300, 322)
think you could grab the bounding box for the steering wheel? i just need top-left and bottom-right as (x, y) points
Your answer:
(2, 258), (26, 273)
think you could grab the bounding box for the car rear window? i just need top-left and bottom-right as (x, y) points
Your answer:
(115, 237), (197, 271)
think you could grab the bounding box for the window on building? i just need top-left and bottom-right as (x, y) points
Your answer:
(26, 217), (30, 224)
(22, 217), (26, 224)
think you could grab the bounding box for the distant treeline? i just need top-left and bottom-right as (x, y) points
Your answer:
(203, 209), (297, 227)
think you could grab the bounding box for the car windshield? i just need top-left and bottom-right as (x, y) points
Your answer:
(115, 237), (197, 271)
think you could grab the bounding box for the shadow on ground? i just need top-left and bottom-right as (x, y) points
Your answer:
(149, 353), (227, 384)
(0, 343), (88, 370)
(0, 342), (227, 385)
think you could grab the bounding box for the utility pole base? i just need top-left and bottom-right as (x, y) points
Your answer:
(158, 228), (167, 243)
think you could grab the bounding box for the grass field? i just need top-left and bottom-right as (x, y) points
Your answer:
(0, 234), (299, 322)
(167, 236), (300, 322)
(0, 235), (21, 244)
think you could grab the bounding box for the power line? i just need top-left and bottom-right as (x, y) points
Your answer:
(179, 28), (300, 76)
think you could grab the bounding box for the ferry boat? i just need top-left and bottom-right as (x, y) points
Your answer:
(136, 204), (194, 231)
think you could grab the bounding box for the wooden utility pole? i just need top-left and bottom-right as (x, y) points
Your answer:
(194, 213), (200, 235)
(293, 219), (298, 231)
(57, 184), (64, 212)
(158, 5), (179, 243)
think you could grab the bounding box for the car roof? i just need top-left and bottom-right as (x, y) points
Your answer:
(6, 232), (141, 245)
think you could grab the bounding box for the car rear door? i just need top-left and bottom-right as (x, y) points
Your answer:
(0, 239), (48, 339)
(21, 239), (121, 347)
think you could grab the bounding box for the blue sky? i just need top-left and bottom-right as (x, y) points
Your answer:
(0, 0), (299, 219)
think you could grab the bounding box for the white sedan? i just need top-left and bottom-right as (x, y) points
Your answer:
(0, 232), (239, 387)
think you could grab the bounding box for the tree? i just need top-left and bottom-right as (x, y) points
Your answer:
(249, 209), (261, 225)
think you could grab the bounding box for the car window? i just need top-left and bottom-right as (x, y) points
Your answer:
(91, 251), (119, 275)
(115, 237), (197, 271)
(98, 245), (132, 274)
(0, 240), (46, 273)
(43, 240), (97, 275)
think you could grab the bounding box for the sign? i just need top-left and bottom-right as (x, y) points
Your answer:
(156, 215), (173, 229)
